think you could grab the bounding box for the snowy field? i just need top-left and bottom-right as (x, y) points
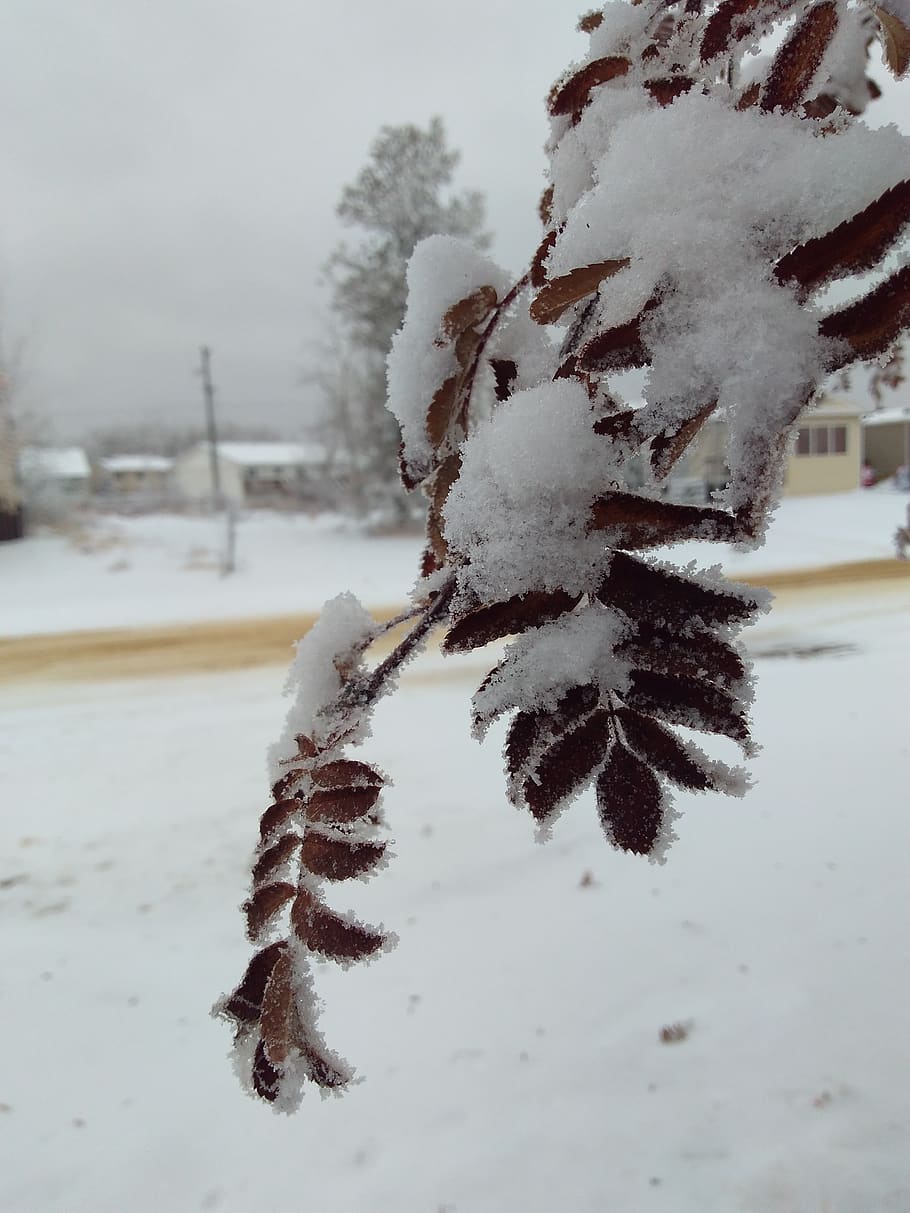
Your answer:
(1, 487), (908, 636)
(1, 574), (908, 1211)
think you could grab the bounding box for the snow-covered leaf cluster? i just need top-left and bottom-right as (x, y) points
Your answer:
(220, 0), (910, 1106)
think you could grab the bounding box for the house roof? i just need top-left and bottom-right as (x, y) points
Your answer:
(861, 404), (910, 428)
(101, 455), (173, 473)
(214, 441), (327, 468)
(19, 446), (91, 480)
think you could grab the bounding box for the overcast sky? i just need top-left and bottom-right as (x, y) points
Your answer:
(3, 0), (586, 441)
(4, 3), (910, 443)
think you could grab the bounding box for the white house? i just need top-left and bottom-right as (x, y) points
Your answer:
(19, 446), (92, 515)
(171, 441), (330, 507)
(861, 404), (910, 484)
(97, 454), (174, 497)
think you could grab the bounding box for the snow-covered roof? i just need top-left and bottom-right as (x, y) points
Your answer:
(19, 446), (91, 480)
(806, 395), (865, 418)
(861, 404), (910, 427)
(214, 441), (327, 468)
(101, 455), (173, 473)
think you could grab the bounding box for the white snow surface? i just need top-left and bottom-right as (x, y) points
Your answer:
(1, 579), (908, 1211)
(1, 490), (907, 637)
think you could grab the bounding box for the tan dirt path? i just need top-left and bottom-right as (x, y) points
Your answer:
(1, 558), (907, 686)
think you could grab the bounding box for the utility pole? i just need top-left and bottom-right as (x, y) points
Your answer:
(199, 345), (222, 512)
(197, 345), (235, 575)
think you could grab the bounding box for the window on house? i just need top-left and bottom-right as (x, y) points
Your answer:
(795, 425), (848, 456)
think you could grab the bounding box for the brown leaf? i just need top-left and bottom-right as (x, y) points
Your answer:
(425, 452), (462, 565)
(644, 77), (695, 106)
(592, 409), (640, 442)
(312, 759), (383, 790)
(877, 6), (910, 76)
(649, 399), (718, 480)
(291, 888), (385, 962)
(588, 490), (736, 549)
(530, 259), (630, 325)
(490, 358), (518, 402)
(548, 56), (631, 118)
(700, 0), (770, 62)
(775, 180), (910, 296)
(443, 588), (582, 654)
(259, 797), (301, 842)
(244, 882), (295, 941)
(616, 708), (715, 791)
(425, 376), (459, 450)
(252, 1038), (282, 1103)
(803, 91), (839, 119)
(736, 81), (761, 109)
(820, 264), (910, 369)
(502, 684), (600, 776)
(308, 785), (382, 825)
(618, 620), (747, 686)
(539, 186), (555, 229)
(597, 743), (664, 855)
(260, 949), (295, 1065)
(438, 286), (498, 344)
(252, 834), (302, 885)
(221, 941), (288, 1026)
(761, 2), (839, 114)
(300, 831), (386, 882)
(597, 552), (762, 631)
(524, 708), (614, 822)
(622, 669), (751, 747)
(455, 325), (482, 371)
(577, 312), (651, 373)
(530, 230), (557, 289)
(293, 733), (317, 759)
(301, 1040), (349, 1089)
(578, 10), (603, 33)
(271, 769), (304, 801)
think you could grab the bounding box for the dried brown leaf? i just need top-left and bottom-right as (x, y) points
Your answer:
(244, 882), (296, 941)
(618, 621), (747, 686)
(588, 490), (736, 549)
(259, 797), (301, 842)
(443, 588), (582, 654)
(252, 1038), (282, 1102)
(644, 77), (695, 106)
(524, 708), (614, 822)
(548, 56), (631, 118)
(530, 259), (630, 325)
(455, 325), (482, 371)
(737, 81), (762, 109)
(425, 376), (459, 450)
(252, 834), (302, 885)
(438, 286), (498, 344)
(596, 743), (664, 855)
(502, 684), (600, 776)
(308, 785), (382, 825)
(577, 312), (651, 373)
(598, 552), (762, 630)
(761, 2), (839, 114)
(820, 264), (910, 368)
(877, 6), (910, 76)
(578, 10), (604, 33)
(260, 949), (295, 1065)
(616, 707), (715, 791)
(291, 889), (385, 962)
(622, 669), (751, 747)
(649, 399), (718, 480)
(490, 358), (518, 402)
(221, 941), (288, 1027)
(300, 831), (386, 882)
(539, 185), (555, 229)
(313, 759), (383, 790)
(776, 180), (910, 295)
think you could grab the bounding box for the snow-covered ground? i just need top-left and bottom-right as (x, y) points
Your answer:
(1, 579), (908, 1211)
(1, 487), (908, 636)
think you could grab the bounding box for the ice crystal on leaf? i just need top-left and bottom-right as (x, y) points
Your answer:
(217, 0), (910, 1107)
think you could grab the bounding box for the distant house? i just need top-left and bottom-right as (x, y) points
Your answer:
(0, 413), (23, 540)
(171, 441), (330, 508)
(98, 454), (174, 497)
(675, 395), (863, 500)
(861, 404), (910, 483)
(19, 446), (92, 515)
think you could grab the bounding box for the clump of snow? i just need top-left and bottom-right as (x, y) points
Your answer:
(443, 380), (619, 603)
(472, 604), (631, 736)
(268, 592), (375, 782)
(387, 235), (511, 479)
